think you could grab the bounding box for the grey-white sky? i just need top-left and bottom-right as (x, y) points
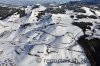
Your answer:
(0, 0), (80, 5)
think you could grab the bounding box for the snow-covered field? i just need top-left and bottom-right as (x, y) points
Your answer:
(0, 3), (100, 66)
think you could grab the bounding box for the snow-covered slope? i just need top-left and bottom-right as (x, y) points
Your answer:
(0, 4), (100, 66)
(81, 7), (94, 15)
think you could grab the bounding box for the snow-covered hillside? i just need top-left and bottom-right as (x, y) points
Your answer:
(0, 3), (100, 66)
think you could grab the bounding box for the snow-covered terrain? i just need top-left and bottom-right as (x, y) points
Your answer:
(0, 3), (100, 66)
